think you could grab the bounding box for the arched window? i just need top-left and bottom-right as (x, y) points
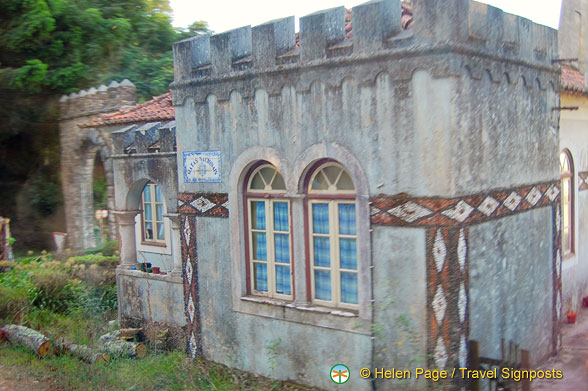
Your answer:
(141, 182), (165, 243)
(306, 162), (358, 309)
(245, 163), (292, 299)
(560, 150), (574, 255)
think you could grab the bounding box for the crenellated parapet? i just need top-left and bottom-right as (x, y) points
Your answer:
(172, 0), (557, 98)
(111, 121), (176, 155)
(59, 80), (136, 119)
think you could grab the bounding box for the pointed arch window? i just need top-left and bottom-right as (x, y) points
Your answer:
(306, 162), (358, 309)
(560, 150), (574, 255)
(245, 163), (292, 299)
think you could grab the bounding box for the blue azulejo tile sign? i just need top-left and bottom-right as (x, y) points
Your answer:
(183, 151), (221, 183)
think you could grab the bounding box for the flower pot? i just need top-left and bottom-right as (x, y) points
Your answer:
(567, 311), (577, 324)
(139, 263), (146, 272)
(583, 297), (588, 307)
(152, 267), (160, 274)
(146, 267), (152, 273)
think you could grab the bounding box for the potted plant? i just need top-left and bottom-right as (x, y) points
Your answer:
(567, 310), (577, 324)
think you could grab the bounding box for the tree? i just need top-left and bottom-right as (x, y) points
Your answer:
(0, 0), (209, 249)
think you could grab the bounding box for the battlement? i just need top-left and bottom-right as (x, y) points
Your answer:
(59, 80), (136, 119)
(172, 0), (557, 84)
(111, 121), (176, 155)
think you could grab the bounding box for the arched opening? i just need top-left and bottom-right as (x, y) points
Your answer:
(560, 149), (575, 256)
(304, 160), (358, 309)
(92, 150), (108, 246)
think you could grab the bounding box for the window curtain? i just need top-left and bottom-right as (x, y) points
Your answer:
(253, 201), (267, 291)
(255, 263), (268, 291)
(340, 272), (358, 304)
(312, 203), (331, 300)
(275, 265), (291, 295)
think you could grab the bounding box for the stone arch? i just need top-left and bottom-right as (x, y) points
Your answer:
(292, 142), (372, 320)
(228, 146), (292, 299)
(76, 130), (113, 249)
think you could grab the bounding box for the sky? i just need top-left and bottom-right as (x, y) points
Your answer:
(169, 0), (563, 35)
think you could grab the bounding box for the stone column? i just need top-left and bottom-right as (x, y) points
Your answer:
(113, 210), (140, 269)
(164, 213), (183, 278)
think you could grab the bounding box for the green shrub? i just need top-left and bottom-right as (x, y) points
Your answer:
(0, 285), (29, 320)
(83, 240), (119, 257)
(28, 269), (82, 312)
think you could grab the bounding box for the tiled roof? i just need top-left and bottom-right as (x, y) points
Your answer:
(561, 64), (588, 96)
(82, 92), (174, 127)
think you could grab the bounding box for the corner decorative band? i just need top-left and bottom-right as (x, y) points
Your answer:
(178, 193), (229, 217)
(371, 181), (560, 227)
(579, 172), (588, 191)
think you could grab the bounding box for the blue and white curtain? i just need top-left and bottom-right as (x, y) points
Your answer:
(273, 202), (291, 295)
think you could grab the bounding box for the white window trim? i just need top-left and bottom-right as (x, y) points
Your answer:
(247, 198), (293, 300)
(134, 184), (171, 255)
(228, 145), (373, 329)
(308, 201), (358, 311)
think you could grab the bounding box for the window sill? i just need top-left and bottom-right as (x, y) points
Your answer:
(562, 253), (578, 271)
(236, 296), (369, 335)
(116, 268), (182, 284)
(141, 241), (167, 248)
(241, 296), (357, 317)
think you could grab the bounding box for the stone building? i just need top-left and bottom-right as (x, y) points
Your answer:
(76, 0), (565, 389)
(557, 0), (588, 317)
(168, 0), (558, 389)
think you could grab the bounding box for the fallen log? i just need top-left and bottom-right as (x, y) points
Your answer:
(54, 337), (110, 364)
(101, 339), (147, 359)
(98, 330), (121, 345)
(98, 331), (147, 359)
(0, 325), (51, 357)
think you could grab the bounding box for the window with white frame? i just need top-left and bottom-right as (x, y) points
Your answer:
(560, 150), (574, 255)
(307, 162), (358, 309)
(141, 183), (166, 244)
(245, 163), (292, 299)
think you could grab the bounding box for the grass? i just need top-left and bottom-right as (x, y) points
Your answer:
(0, 345), (264, 391)
(0, 251), (307, 391)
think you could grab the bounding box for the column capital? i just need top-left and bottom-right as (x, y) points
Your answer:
(113, 210), (140, 225)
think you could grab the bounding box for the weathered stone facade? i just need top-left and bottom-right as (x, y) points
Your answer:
(109, 121), (185, 349)
(557, 0), (588, 319)
(58, 81), (136, 250)
(164, 0), (560, 389)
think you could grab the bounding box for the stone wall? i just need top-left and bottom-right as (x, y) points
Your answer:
(559, 93), (588, 314)
(168, 0), (559, 389)
(58, 81), (136, 250)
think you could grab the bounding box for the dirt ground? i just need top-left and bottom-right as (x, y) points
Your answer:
(533, 307), (588, 391)
(0, 363), (58, 391)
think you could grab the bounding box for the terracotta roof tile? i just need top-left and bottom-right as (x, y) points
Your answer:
(561, 64), (588, 96)
(82, 91), (174, 127)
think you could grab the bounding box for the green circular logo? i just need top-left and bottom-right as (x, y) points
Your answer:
(330, 364), (350, 384)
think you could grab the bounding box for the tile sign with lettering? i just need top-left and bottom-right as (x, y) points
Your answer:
(183, 151), (221, 183)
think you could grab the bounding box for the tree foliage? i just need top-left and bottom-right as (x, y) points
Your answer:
(0, 0), (208, 244)
(0, 0), (208, 98)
